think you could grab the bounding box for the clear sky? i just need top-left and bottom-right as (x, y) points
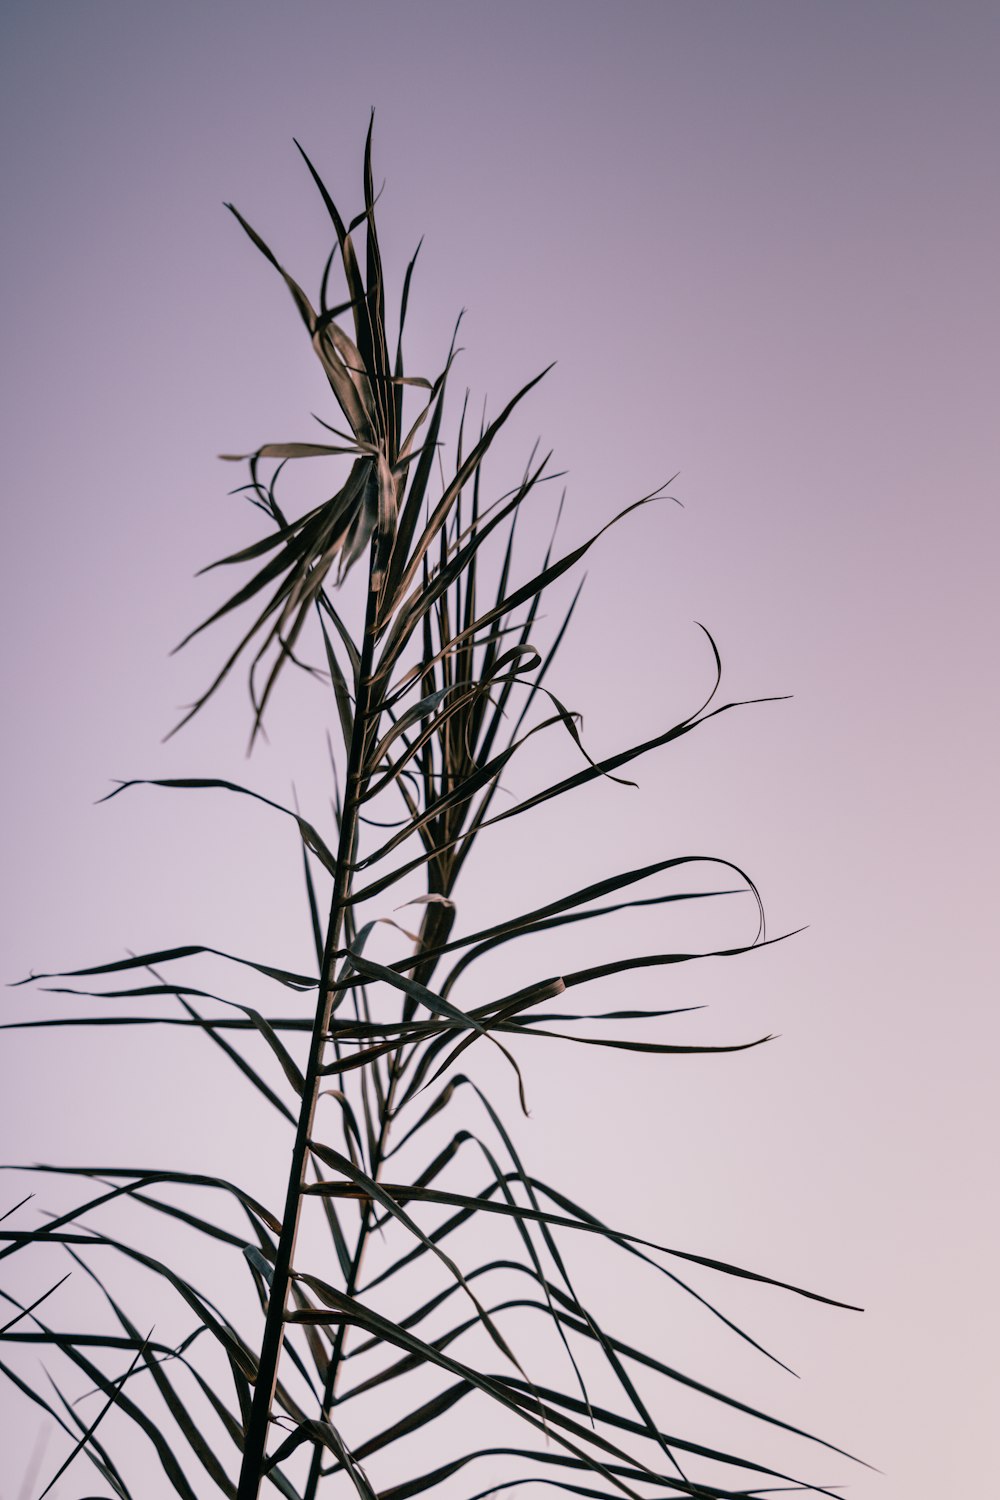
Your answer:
(1, 4), (998, 1497)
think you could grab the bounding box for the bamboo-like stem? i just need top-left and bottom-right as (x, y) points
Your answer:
(302, 1053), (404, 1500)
(236, 569), (382, 1500)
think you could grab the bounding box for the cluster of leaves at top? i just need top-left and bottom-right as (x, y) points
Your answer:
(1, 125), (862, 1500)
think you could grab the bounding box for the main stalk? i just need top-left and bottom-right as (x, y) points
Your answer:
(236, 573), (382, 1500)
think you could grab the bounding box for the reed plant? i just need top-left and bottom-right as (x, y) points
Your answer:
(1, 123), (860, 1500)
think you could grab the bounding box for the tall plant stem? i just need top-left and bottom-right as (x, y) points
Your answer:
(236, 570), (382, 1500)
(302, 1055), (404, 1500)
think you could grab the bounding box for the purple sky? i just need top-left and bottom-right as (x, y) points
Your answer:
(2, 4), (998, 1496)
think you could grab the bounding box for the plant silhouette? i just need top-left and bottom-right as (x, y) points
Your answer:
(1, 122), (862, 1500)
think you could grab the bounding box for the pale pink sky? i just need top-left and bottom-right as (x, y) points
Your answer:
(1, 4), (998, 1497)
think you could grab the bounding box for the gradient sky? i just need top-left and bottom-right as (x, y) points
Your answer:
(1, 4), (998, 1497)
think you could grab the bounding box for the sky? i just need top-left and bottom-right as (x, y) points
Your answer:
(1, 3), (998, 1497)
